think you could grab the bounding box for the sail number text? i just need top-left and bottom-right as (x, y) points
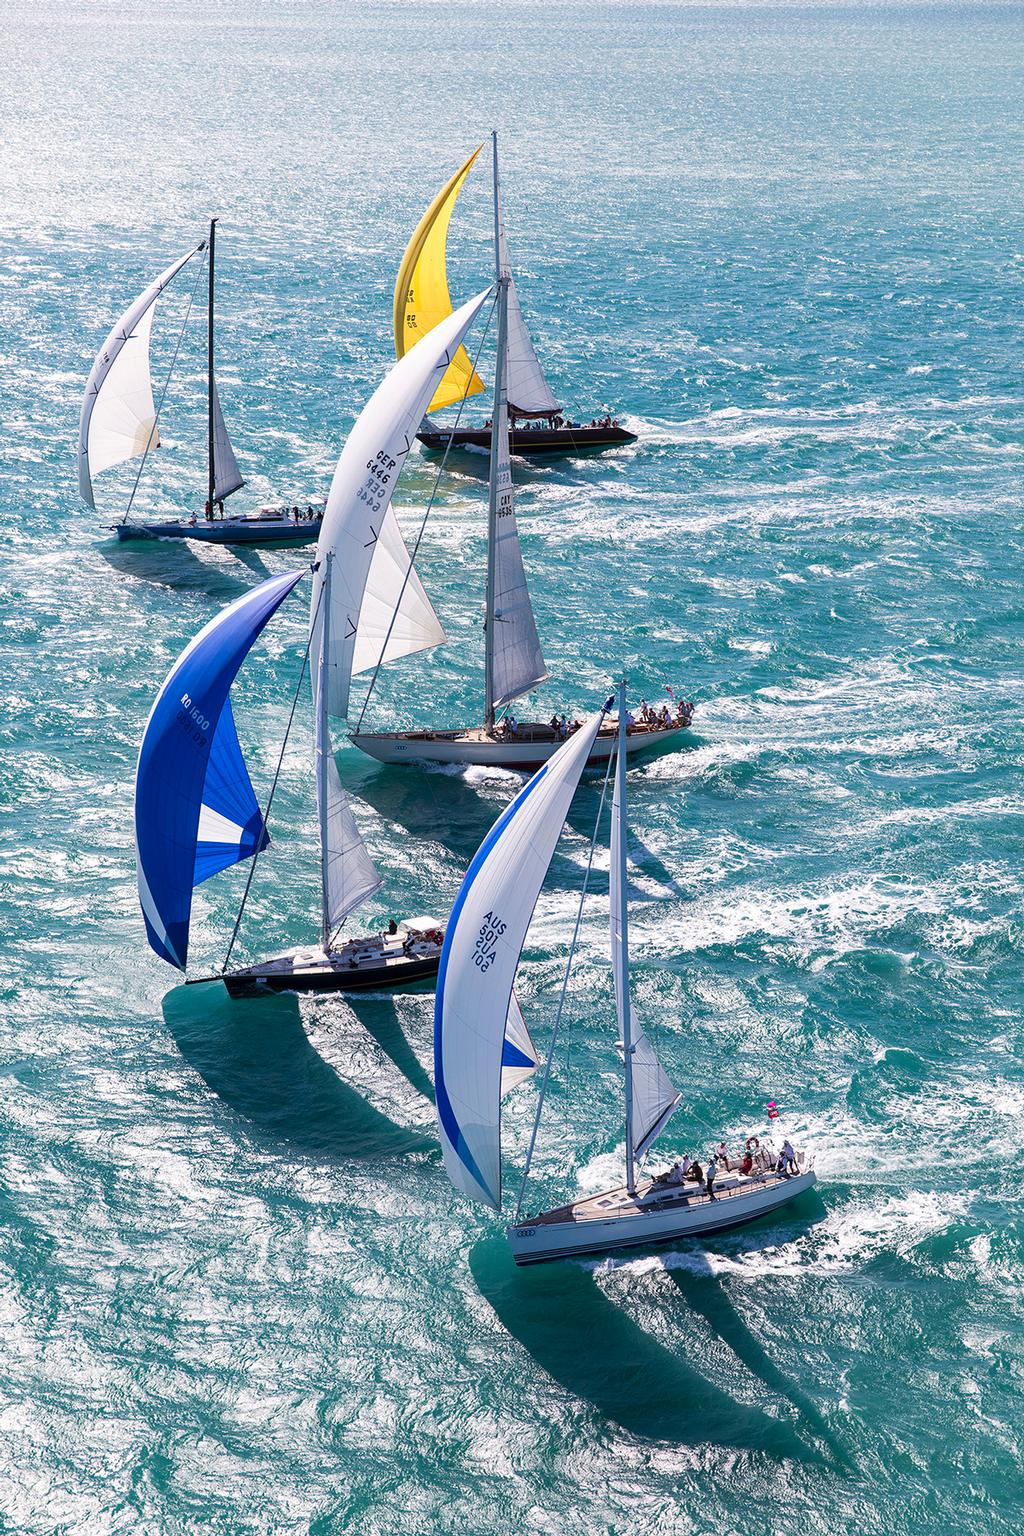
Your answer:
(177, 692), (210, 749)
(473, 911), (506, 972)
(357, 451), (397, 517)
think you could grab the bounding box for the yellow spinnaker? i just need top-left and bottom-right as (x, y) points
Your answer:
(394, 145), (486, 413)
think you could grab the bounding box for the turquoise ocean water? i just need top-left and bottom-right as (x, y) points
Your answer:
(2, 1), (1023, 1530)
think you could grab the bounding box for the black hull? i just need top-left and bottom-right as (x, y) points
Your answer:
(115, 518), (320, 548)
(417, 425), (637, 458)
(222, 953), (439, 998)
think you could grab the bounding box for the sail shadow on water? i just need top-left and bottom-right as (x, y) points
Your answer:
(161, 984), (432, 1162)
(664, 1246), (854, 1474)
(468, 1233), (820, 1459)
(344, 991), (435, 1105)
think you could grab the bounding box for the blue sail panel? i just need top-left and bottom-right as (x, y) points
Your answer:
(135, 569), (304, 970)
(193, 699), (270, 885)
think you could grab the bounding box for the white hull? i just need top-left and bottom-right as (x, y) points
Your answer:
(350, 720), (690, 771)
(506, 1166), (816, 1265)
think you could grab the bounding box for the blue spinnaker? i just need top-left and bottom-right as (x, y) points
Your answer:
(134, 569), (304, 969)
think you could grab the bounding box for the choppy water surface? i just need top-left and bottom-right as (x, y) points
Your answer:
(1, 2), (1023, 1531)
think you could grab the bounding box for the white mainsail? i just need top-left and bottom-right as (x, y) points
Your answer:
(488, 280), (548, 711)
(78, 246), (199, 508)
(315, 556), (381, 937)
(498, 213), (558, 417)
(311, 288), (492, 717)
(211, 381), (244, 502)
(611, 711), (681, 1163)
(434, 706), (608, 1210)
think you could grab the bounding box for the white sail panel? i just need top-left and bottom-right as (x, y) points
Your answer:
(500, 991), (538, 1097)
(315, 675), (381, 932)
(499, 215), (558, 417)
(79, 246), (198, 508)
(351, 504), (446, 676)
(311, 288), (492, 718)
(434, 706), (608, 1210)
(212, 381), (244, 501)
(611, 733), (680, 1161)
(490, 359), (548, 710)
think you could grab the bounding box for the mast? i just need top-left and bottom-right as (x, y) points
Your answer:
(484, 129), (508, 731)
(616, 678), (637, 1195)
(206, 217), (217, 517)
(316, 554), (334, 949)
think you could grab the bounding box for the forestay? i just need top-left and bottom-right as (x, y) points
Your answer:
(498, 213), (559, 417)
(78, 245), (199, 508)
(393, 145), (486, 413)
(212, 381), (245, 502)
(610, 724), (681, 1159)
(135, 569), (303, 970)
(311, 288), (492, 718)
(489, 280), (548, 711)
(434, 707), (608, 1210)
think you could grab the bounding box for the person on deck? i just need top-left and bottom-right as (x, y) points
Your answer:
(779, 1140), (798, 1177)
(688, 1159), (703, 1185)
(704, 1158), (718, 1201)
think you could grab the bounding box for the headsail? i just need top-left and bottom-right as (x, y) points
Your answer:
(488, 282), (548, 711)
(611, 711), (681, 1162)
(501, 991), (538, 1097)
(311, 287), (491, 718)
(498, 213), (559, 417)
(351, 504), (446, 676)
(78, 245), (199, 508)
(394, 146), (487, 413)
(134, 569), (304, 970)
(434, 705), (609, 1210)
(211, 381), (245, 502)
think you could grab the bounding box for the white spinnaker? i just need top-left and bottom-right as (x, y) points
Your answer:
(314, 665), (381, 933)
(434, 707), (607, 1210)
(500, 991), (538, 1097)
(489, 302), (548, 710)
(351, 504), (446, 676)
(611, 731), (681, 1160)
(212, 382), (245, 501)
(498, 214), (558, 417)
(311, 288), (492, 717)
(78, 246), (198, 508)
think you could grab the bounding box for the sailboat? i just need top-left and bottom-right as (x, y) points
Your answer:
(348, 135), (692, 772)
(134, 565), (445, 995)
(434, 681), (816, 1265)
(133, 278), (504, 993)
(79, 221), (324, 547)
(397, 142), (637, 457)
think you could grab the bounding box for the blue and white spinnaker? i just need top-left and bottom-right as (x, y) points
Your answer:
(134, 569), (303, 970)
(433, 706), (609, 1209)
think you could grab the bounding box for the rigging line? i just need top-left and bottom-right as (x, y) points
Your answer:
(120, 248), (207, 526)
(220, 571), (321, 975)
(353, 288), (500, 733)
(514, 735), (616, 1222)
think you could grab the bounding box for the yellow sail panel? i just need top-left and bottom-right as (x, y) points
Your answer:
(394, 145), (486, 412)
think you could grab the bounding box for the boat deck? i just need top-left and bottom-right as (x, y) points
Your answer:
(527, 1165), (809, 1226)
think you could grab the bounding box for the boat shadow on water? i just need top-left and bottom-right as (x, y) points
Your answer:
(161, 983), (433, 1162)
(98, 534), (271, 602)
(469, 1210), (851, 1468)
